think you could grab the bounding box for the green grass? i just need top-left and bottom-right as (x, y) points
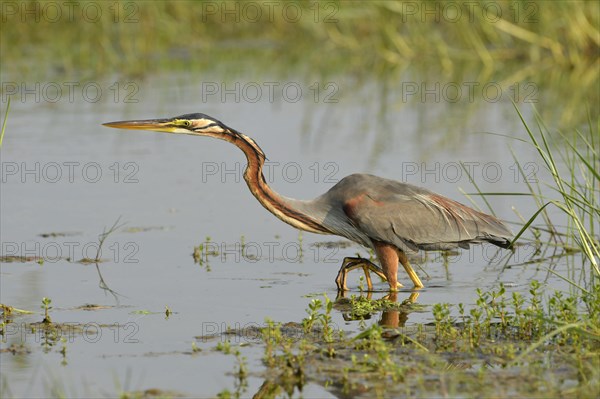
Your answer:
(509, 104), (599, 283)
(213, 280), (599, 398)
(2, 1), (597, 127)
(0, 96), (9, 148)
(3, 1), (597, 77)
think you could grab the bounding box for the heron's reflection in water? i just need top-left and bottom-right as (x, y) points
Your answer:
(336, 290), (420, 328)
(378, 291), (420, 328)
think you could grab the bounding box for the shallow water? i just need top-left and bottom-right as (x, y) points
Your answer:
(1, 73), (575, 396)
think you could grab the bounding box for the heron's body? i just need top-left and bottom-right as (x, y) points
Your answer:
(104, 113), (512, 291)
(287, 173), (511, 252)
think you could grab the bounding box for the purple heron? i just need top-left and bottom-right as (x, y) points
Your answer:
(103, 113), (512, 291)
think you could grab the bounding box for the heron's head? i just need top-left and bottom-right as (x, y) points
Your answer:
(103, 113), (233, 137)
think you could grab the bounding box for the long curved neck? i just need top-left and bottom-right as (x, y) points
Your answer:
(221, 129), (331, 234)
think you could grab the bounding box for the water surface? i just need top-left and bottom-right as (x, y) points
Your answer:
(1, 73), (574, 396)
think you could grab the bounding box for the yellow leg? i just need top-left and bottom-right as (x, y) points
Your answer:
(398, 251), (424, 288)
(362, 264), (373, 289)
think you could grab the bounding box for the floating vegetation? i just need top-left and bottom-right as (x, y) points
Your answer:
(122, 226), (172, 233)
(0, 256), (44, 264)
(211, 280), (599, 398)
(311, 240), (354, 249)
(38, 232), (81, 238)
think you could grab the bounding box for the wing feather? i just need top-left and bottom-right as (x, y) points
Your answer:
(322, 174), (512, 253)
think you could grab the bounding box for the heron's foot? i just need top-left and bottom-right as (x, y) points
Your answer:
(388, 281), (404, 292)
(335, 257), (387, 291)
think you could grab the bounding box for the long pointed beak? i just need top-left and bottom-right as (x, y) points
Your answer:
(102, 119), (176, 133)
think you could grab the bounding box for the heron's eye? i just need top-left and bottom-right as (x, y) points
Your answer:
(174, 120), (192, 129)
(173, 119), (191, 128)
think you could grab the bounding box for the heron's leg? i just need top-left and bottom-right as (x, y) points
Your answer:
(397, 250), (424, 288)
(361, 263), (373, 290)
(335, 257), (387, 291)
(335, 257), (360, 291)
(373, 242), (402, 291)
(361, 260), (387, 289)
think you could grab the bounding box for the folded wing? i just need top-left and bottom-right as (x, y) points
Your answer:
(336, 174), (512, 253)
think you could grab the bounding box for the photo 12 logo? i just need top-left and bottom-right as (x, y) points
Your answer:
(194, 239), (344, 265)
(1, 162), (139, 184)
(199, 81), (339, 103)
(1, 240), (139, 264)
(399, 161), (539, 184)
(1, 2), (140, 23)
(4, 322), (140, 344)
(1, 82), (139, 104)
(200, 161), (340, 184)
(200, 2), (339, 23)
(400, 81), (538, 104)
(398, 2), (538, 23)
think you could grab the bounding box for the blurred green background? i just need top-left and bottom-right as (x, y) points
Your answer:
(1, 0), (598, 127)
